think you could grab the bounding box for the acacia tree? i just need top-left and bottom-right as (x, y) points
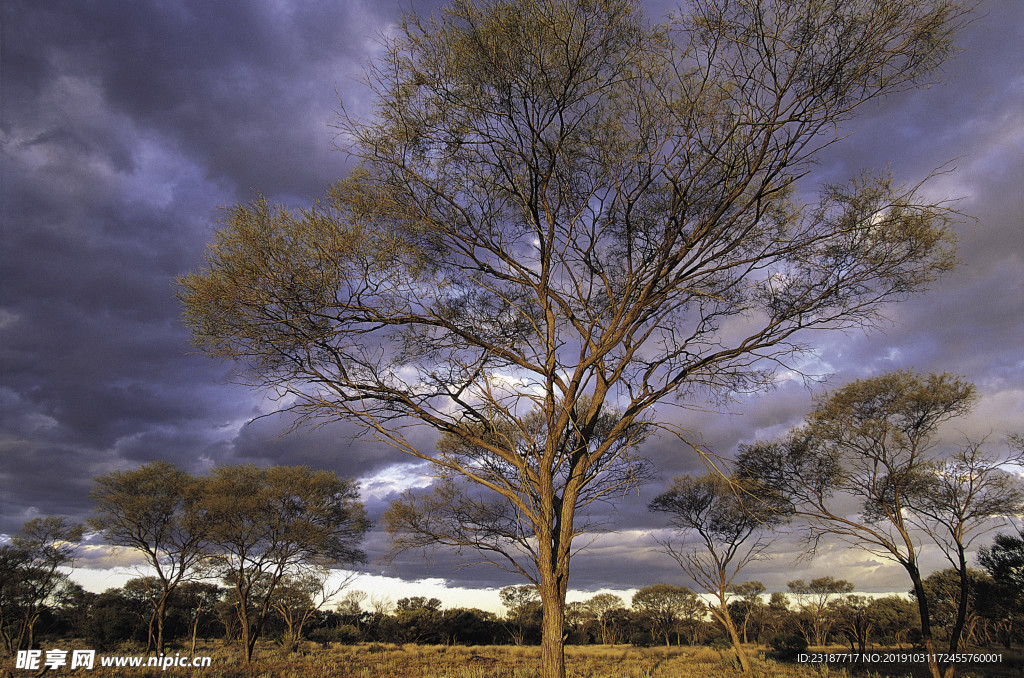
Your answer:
(631, 584), (703, 647)
(271, 568), (349, 652)
(499, 585), (541, 646)
(178, 0), (970, 675)
(978, 527), (1024, 648)
(730, 580), (766, 645)
(0, 517), (83, 655)
(906, 438), (1024, 653)
(650, 473), (788, 671)
(786, 577), (854, 647)
(584, 593), (625, 645)
(736, 370), (1009, 678)
(89, 461), (207, 654)
(200, 465), (369, 664)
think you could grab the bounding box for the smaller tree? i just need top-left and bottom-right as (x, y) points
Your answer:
(500, 585), (541, 646)
(978, 527), (1024, 648)
(729, 581), (766, 645)
(200, 465), (369, 663)
(631, 584), (703, 648)
(650, 473), (789, 671)
(0, 516), (83, 655)
(915, 568), (991, 649)
(905, 438), (1024, 653)
(836, 595), (872, 655)
(867, 595), (920, 649)
(271, 568), (349, 651)
(787, 577), (855, 647)
(174, 581), (222, 653)
(737, 371), (983, 678)
(396, 596), (442, 612)
(583, 593), (625, 645)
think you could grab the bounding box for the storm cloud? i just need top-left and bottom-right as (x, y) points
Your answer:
(1, 0), (1021, 597)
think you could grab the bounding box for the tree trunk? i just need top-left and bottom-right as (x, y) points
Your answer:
(943, 548), (971, 678)
(538, 583), (566, 678)
(908, 566), (944, 678)
(717, 604), (751, 674)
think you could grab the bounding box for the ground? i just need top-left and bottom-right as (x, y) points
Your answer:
(7, 642), (1022, 677)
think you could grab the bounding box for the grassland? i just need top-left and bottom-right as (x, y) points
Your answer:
(20, 641), (1020, 678)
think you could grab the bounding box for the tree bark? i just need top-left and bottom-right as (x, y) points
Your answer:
(538, 581), (566, 678)
(716, 604), (751, 673)
(908, 566), (944, 678)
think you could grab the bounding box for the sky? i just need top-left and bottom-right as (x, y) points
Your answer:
(1, 0), (1022, 613)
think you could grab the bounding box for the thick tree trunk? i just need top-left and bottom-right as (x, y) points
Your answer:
(539, 583), (567, 678)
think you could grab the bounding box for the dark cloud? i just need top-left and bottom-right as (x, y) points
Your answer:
(1, 0), (1021, 600)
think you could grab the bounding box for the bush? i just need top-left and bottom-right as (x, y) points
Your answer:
(308, 625), (362, 646)
(769, 633), (808, 660)
(630, 631), (654, 647)
(707, 636), (732, 650)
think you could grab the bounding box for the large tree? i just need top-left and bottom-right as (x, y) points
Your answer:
(178, 0), (969, 675)
(89, 461), (207, 654)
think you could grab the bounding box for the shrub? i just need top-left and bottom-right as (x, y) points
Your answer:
(629, 631), (654, 648)
(308, 625), (362, 646)
(707, 636), (732, 650)
(769, 633), (808, 661)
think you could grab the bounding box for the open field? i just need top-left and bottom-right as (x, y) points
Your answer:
(13, 642), (1022, 678)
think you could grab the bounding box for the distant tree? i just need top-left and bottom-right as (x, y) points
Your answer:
(915, 568), (991, 649)
(336, 589), (368, 634)
(439, 608), (502, 646)
(583, 593), (625, 645)
(906, 438), (1024, 654)
(764, 592), (796, 638)
(271, 568), (348, 651)
(729, 581), (766, 645)
(200, 465), (369, 664)
(174, 581), (222, 653)
(89, 461), (207, 654)
(977, 527), (1024, 648)
(396, 596), (442, 612)
(650, 473), (789, 670)
(0, 516), (83, 655)
(631, 584), (702, 648)
(394, 604), (446, 644)
(500, 585), (541, 646)
(836, 595), (873, 655)
(83, 588), (147, 649)
(121, 577), (168, 650)
(738, 371), (987, 678)
(787, 577), (854, 647)
(866, 595), (920, 649)
(178, 0), (971, 674)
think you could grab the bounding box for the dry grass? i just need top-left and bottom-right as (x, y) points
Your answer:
(11, 641), (1022, 678)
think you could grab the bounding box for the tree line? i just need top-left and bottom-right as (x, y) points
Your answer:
(3, 542), (1023, 660)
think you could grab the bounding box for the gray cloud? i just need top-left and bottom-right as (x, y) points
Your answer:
(1, 0), (1021, 598)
